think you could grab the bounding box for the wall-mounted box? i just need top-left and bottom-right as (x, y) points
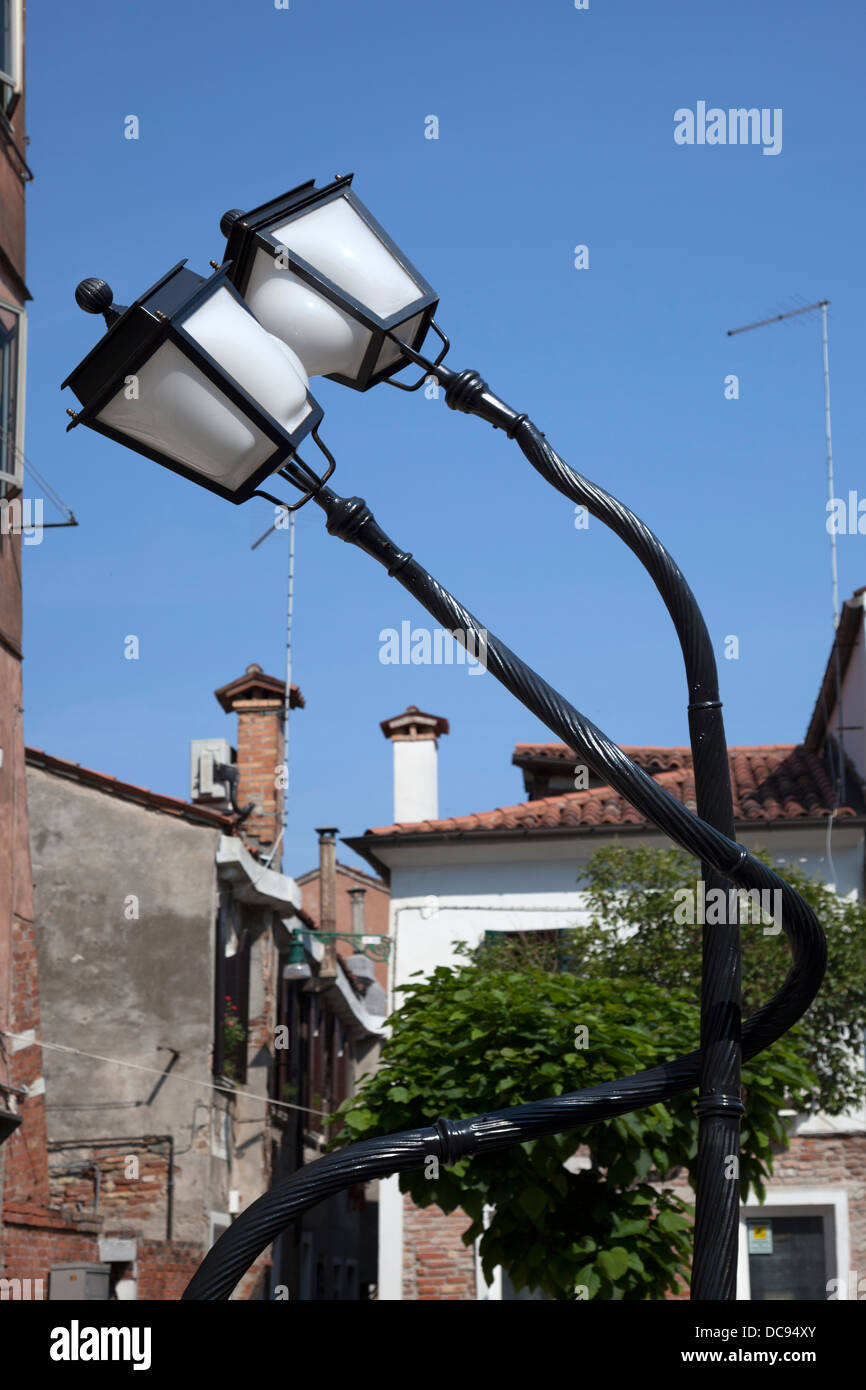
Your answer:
(49, 1263), (111, 1301)
(190, 738), (234, 803)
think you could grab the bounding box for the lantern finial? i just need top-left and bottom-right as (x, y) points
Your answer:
(75, 278), (114, 316)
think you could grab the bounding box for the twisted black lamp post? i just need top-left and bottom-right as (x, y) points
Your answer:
(62, 176), (827, 1302)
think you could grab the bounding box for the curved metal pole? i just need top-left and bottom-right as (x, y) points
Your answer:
(182, 479), (826, 1301)
(432, 367), (742, 1299)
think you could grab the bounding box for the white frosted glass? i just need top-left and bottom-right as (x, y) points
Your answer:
(97, 341), (274, 488)
(273, 196), (422, 319)
(373, 309), (427, 375)
(246, 248), (371, 379)
(183, 286), (312, 435)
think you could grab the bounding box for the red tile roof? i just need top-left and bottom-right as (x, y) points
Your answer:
(361, 744), (863, 842)
(514, 743), (701, 772)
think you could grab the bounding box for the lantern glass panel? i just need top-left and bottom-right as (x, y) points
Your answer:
(182, 286), (313, 435)
(245, 248), (370, 379)
(97, 340), (276, 487)
(272, 194), (423, 318)
(372, 309), (428, 375)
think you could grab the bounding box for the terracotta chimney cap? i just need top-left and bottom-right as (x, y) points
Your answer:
(214, 666), (305, 713)
(380, 706), (449, 742)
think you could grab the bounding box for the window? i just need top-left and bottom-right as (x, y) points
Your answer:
(0, 301), (25, 494)
(0, 0), (22, 115)
(481, 928), (578, 975)
(747, 1216), (826, 1300)
(738, 1193), (847, 1300)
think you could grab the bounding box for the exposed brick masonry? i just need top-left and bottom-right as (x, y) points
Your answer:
(402, 1195), (476, 1300)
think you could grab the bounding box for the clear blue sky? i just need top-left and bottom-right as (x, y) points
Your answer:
(21, 0), (866, 878)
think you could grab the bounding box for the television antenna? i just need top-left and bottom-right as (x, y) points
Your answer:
(728, 298), (845, 809)
(728, 300), (837, 622)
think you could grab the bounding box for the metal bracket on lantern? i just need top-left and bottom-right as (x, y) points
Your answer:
(383, 319), (451, 392)
(252, 427), (336, 513)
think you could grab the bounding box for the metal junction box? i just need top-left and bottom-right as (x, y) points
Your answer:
(49, 1262), (111, 1301)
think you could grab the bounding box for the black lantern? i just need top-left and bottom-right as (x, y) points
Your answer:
(219, 175), (440, 391)
(61, 262), (325, 504)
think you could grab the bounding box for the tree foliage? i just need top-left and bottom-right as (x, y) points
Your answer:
(570, 843), (866, 1114)
(333, 959), (812, 1300)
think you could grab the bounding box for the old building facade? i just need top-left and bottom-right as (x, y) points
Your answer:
(2, 660), (385, 1298)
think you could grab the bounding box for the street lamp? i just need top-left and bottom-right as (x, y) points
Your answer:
(62, 261), (330, 505)
(219, 176), (441, 390)
(284, 927), (391, 963)
(63, 182), (827, 1304)
(214, 175), (753, 1301)
(282, 937), (312, 983)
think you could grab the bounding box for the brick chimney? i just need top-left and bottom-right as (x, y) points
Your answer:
(214, 664), (305, 858)
(380, 706), (449, 823)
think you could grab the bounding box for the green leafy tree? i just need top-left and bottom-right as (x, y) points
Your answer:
(571, 844), (866, 1114)
(333, 962), (812, 1300)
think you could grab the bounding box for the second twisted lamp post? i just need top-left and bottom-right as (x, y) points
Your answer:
(62, 176), (827, 1301)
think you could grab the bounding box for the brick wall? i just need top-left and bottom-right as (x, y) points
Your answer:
(137, 1239), (203, 1301)
(0, 692), (104, 1294)
(3, 889), (51, 1211)
(48, 1148), (170, 1232)
(402, 1195), (476, 1300)
(0, 1202), (100, 1291)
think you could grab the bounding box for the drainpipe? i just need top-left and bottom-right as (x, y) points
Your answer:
(315, 827), (339, 979)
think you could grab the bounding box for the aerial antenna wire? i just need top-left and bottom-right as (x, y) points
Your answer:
(728, 298), (846, 813)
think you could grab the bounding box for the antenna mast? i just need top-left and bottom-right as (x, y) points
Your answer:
(728, 300), (838, 625)
(727, 299), (845, 805)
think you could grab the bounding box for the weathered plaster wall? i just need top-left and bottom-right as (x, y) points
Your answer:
(27, 766), (228, 1247)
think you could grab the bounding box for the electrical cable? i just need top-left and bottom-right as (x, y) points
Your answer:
(0, 1030), (329, 1119)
